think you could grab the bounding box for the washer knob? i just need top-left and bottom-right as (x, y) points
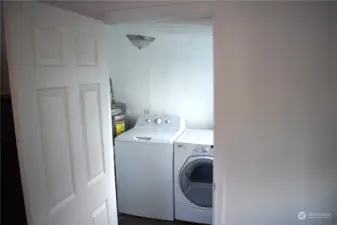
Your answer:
(165, 119), (170, 124)
(146, 118), (151, 123)
(155, 118), (162, 124)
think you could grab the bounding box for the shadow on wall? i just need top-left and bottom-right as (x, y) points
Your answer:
(1, 5), (10, 95)
(126, 115), (138, 129)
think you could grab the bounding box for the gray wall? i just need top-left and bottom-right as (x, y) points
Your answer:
(214, 2), (336, 225)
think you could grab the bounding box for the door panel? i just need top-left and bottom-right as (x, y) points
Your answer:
(37, 87), (76, 210)
(92, 202), (109, 225)
(34, 27), (65, 66)
(76, 35), (98, 66)
(80, 83), (106, 183)
(4, 2), (117, 225)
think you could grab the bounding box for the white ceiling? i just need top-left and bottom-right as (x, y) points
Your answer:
(45, 1), (206, 21)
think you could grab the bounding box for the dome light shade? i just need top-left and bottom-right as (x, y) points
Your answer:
(126, 34), (155, 50)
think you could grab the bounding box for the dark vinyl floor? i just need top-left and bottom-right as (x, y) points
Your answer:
(118, 214), (199, 225)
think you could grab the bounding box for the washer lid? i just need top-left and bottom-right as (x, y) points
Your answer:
(115, 129), (176, 143)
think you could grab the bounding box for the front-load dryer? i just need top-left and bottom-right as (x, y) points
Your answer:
(114, 114), (185, 221)
(174, 129), (213, 224)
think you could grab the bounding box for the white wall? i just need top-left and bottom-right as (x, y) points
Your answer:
(107, 24), (213, 128)
(214, 2), (337, 225)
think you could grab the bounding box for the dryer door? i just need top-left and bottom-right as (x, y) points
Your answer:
(179, 156), (213, 208)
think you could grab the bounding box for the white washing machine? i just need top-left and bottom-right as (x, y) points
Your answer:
(114, 114), (185, 221)
(174, 129), (213, 224)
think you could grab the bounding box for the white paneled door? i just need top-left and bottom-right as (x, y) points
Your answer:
(4, 2), (117, 225)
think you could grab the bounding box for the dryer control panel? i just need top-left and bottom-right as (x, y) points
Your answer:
(193, 145), (214, 155)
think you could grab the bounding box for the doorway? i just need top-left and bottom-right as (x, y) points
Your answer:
(107, 20), (214, 225)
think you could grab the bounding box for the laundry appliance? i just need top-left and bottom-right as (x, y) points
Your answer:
(114, 114), (186, 221)
(174, 129), (213, 224)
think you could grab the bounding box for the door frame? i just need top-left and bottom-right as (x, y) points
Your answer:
(102, 3), (223, 225)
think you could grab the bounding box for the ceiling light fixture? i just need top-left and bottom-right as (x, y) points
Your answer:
(126, 34), (156, 50)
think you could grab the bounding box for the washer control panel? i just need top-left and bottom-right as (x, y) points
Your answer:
(135, 114), (185, 131)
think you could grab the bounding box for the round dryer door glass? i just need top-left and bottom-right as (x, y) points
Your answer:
(179, 157), (213, 208)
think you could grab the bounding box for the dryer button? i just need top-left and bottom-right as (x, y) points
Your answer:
(202, 147), (210, 152)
